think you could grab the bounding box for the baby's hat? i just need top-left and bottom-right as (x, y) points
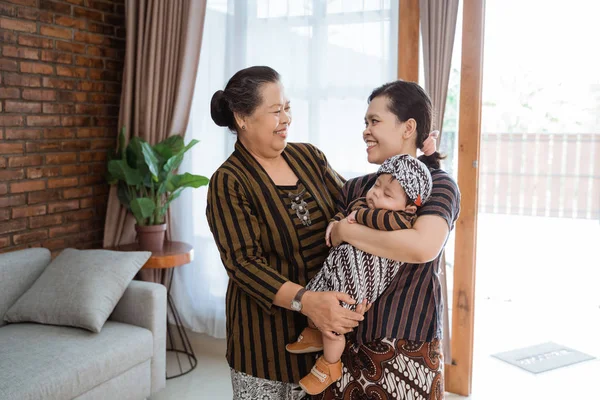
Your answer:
(377, 154), (433, 206)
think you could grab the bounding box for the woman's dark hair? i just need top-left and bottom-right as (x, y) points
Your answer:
(210, 66), (281, 132)
(368, 80), (445, 169)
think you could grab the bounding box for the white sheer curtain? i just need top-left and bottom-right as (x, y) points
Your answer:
(171, 0), (398, 338)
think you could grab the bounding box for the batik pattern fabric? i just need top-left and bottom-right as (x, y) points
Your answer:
(313, 337), (444, 400)
(231, 369), (307, 400)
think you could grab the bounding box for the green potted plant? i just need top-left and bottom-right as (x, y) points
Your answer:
(107, 128), (209, 251)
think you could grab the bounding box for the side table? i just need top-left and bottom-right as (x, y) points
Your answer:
(113, 241), (197, 379)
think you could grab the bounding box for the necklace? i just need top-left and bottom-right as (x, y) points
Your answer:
(288, 188), (311, 226)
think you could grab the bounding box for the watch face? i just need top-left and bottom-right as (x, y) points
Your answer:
(291, 300), (301, 311)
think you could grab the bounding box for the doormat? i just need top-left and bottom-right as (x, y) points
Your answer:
(492, 342), (595, 374)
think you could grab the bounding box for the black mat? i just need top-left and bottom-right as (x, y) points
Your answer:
(492, 342), (595, 374)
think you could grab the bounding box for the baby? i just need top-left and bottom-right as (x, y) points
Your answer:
(288, 154), (433, 395)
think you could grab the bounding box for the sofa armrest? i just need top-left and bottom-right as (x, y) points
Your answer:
(110, 280), (167, 394)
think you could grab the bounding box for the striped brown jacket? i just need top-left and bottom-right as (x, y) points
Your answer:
(206, 140), (344, 383)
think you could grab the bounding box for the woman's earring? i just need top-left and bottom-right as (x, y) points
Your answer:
(242, 125), (246, 130)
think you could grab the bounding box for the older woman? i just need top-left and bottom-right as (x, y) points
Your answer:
(206, 66), (365, 400)
(318, 81), (461, 400)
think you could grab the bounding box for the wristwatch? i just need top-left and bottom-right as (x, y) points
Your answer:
(291, 288), (307, 312)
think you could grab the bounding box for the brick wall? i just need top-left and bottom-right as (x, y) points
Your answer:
(0, 0), (125, 256)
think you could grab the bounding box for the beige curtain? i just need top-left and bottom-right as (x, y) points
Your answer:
(103, 0), (207, 281)
(420, 0), (460, 364)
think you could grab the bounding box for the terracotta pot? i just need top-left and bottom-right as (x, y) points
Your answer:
(135, 223), (166, 252)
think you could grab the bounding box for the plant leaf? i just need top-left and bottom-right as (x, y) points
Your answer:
(158, 188), (184, 218)
(130, 197), (155, 224)
(116, 182), (132, 210)
(107, 159), (142, 186)
(141, 142), (161, 179)
(165, 173), (209, 193)
(154, 135), (184, 160)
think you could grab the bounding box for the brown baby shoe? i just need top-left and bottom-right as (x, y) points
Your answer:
(286, 327), (324, 354)
(299, 356), (343, 395)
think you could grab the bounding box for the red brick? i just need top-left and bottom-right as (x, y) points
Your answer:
(56, 40), (86, 54)
(61, 140), (90, 151)
(27, 116), (61, 126)
(16, 7), (46, 21)
(41, 50), (73, 65)
(3, 46), (39, 60)
(89, 69), (119, 82)
(43, 128), (75, 139)
(48, 199), (79, 213)
(0, 3), (17, 17)
(20, 62), (54, 75)
(0, 183), (7, 195)
(40, 25), (72, 40)
(87, 22), (114, 35)
(12, 205), (47, 218)
(88, 93), (120, 104)
(79, 197), (94, 208)
(0, 219), (27, 235)
(63, 187), (93, 199)
(27, 166), (60, 178)
(0, 115), (24, 126)
(30, 214), (63, 228)
(64, 208), (94, 222)
(5, 128), (42, 140)
(0, 237), (10, 249)
(28, 190), (60, 204)
(8, 155), (42, 167)
(56, 65), (87, 78)
(4, 72), (41, 87)
(43, 238), (66, 250)
(61, 165), (89, 176)
(78, 81), (104, 92)
(22, 89), (56, 101)
(61, 116), (91, 126)
(0, 87), (20, 98)
(42, 77), (76, 90)
(0, 169), (25, 180)
(0, 209), (9, 221)
(80, 152), (106, 162)
(79, 174), (103, 185)
(0, 143), (24, 153)
(74, 31), (105, 45)
(0, 17), (36, 33)
(49, 177), (79, 189)
(54, 15), (86, 29)
(76, 127), (105, 138)
(46, 153), (77, 164)
(49, 223), (80, 238)
(25, 141), (60, 152)
(89, 139), (114, 150)
(40, 0), (72, 14)
(43, 103), (75, 114)
(95, 117), (118, 127)
(0, 31), (17, 44)
(5, 101), (41, 113)
(0, 194), (26, 207)
(59, 92), (86, 103)
(3, 0), (37, 6)
(13, 230), (48, 245)
(87, 0), (113, 12)
(87, 46), (117, 58)
(73, 7), (103, 22)
(64, 0), (84, 5)
(75, 55), (104, 68)
(0, 59), (18, 71)
(10, 180), (46, 193)
(18, 35), (53, 49)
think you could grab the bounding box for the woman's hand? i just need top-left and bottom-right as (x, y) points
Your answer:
(301, 291), (364, 340)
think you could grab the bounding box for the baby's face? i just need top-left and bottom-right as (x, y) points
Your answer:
(366, 174), (409, 211)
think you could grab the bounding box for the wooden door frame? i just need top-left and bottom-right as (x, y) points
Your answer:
(397, 0), (486, 396)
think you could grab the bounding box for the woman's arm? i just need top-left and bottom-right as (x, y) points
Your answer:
(330, 215), (449, 263)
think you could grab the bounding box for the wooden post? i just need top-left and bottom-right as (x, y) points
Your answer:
(445, 0), (485, 396)
(398, 0), (420, 81)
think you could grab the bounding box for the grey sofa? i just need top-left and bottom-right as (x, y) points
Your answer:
(0, 248), (167, 400)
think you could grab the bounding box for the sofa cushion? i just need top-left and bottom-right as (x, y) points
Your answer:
(4, 248), (151, 332)
(0, 248), (51, 328)
(0, 321), (153, 400)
